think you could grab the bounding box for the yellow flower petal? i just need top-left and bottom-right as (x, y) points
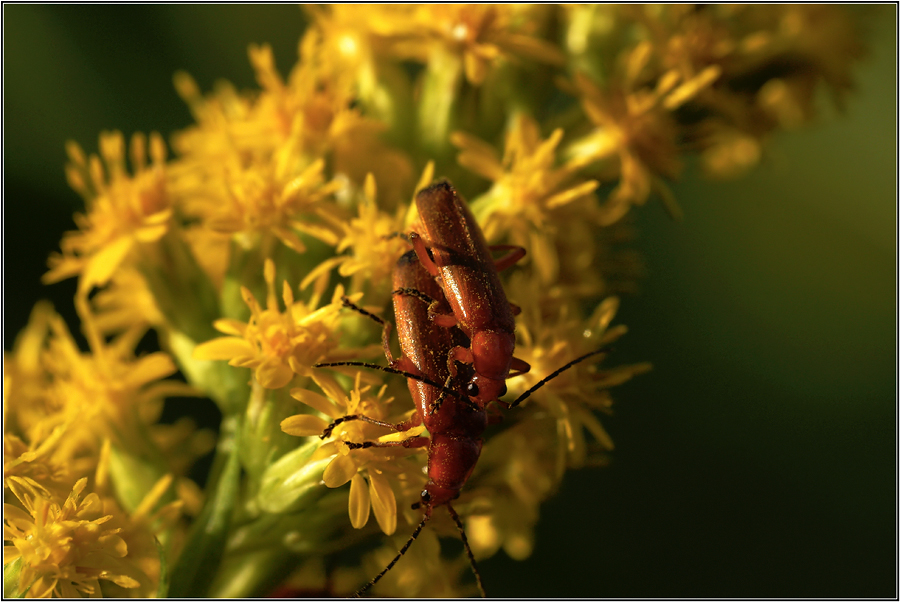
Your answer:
(590, 296), (620, 335)
(79, 235), (133, 293)
(123, 352), (176, 388)
(348, 473), (371, 529)
(578, 408), (614, 451)
(323, 454), (357, 488)
(309, 372), (350, 411)
(663, 65), (722, 110)
(377, 425), (426, 443)
(212, 318), (247, 336)
(134, 216), (171, 242)
(311, 440), (339, 462)
(290, 387), (342, 420)
(255, 357), (294, 389)
(299, 256), (346, 291)
(545, 180), (599, 209)
(281, 414), (329, 437)
(192, 337), (254, 361)
(368, 471), (397, 536)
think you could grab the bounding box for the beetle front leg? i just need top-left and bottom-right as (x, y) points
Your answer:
(339, 296), (397, 365)
(409, 231), (439, 276)
(345, 436), (430, 450)
(488, 244), (527, 272)
(447, 345), (475, 377)
(393, 284), (458, 328)
(508, 356), (531, 377)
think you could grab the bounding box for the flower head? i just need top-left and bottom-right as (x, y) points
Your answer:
(509, 289), (652, 470)
(4, 477), (147, 598)
(171, 41), (412, 238)
(44, 131), (172, 294)
(311, 5), (564, 87)
(303, 173), (411, 299)
(4, 298), (196, 474)
(453, 115), (602, 285)
(568, 49), (718, 223)
(283, 371), (425, 536)
(193, 258), (371, 389)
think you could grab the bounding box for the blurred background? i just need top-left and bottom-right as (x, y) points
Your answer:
(4, 5), (895, 597)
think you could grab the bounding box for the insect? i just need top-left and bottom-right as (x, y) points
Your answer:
(317, 251), (610, 597)
(409, 180), (532, 405)
(319, 250), (489, 595)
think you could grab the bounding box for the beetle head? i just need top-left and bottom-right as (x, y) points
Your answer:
(468, 329), (514, 402)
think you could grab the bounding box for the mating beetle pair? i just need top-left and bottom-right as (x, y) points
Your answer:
(317, 181), (609, 596)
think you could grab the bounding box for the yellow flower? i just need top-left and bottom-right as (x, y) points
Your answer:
(88, 267), (166, 335)
(171, 42), (412, 227)
(4, 301), (54, 439)
(509, 288), (652, 471)
(193, 258), (370, 389)
(417, 4), (565, 85)
(302, 173), (411, 298)
(4, 476), (147, 598)
(282, 371), (424, 536)
(4, 426), (75, 502)
(464, 416), (558, 561)
(569, 48), (718, 223)
(42, 301), (196, 455)
(44, 131), (172, 294)
(182, 154), (344, 255)
(316, 5), (564, 86)
(2, 299), (198, 486)
(452, 115), (602, 285)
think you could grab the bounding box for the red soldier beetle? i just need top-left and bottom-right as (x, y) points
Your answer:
(409, 180), (531, 406)
(319, 249), (489, 596)
(315, 251), (612, 597)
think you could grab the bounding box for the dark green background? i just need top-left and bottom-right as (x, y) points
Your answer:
(4, 5), (896, 598)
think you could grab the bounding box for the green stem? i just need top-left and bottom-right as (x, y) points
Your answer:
(167, 415), (244, 597)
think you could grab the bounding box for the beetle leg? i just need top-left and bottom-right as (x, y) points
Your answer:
(322, 412), (424, 440)
(409, 231), (440, 276)
(399, 287), (455, 327)
(393, 285), (458, 328)
(485, 402), (506, 425)
(488, 244), (527, 272)
(321, 414), (403, 439)
(428, 375), (454, 415)
(430, 310), (459, 328)
(507, 356), (531, 377)
(345, 436), (430, 450)
(447, 346), (475, 375)
(392, 286), (436, 306)
(339, 296), (396, 364)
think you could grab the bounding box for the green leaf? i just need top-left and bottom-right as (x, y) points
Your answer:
(257, 439), (329, 513)
(3, 557), (24, 598)
(154, 536), (169, 598)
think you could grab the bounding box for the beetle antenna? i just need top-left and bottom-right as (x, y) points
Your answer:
(508, 347), (612, 409)
(353, 511), (432, 597)
(315, 361), (464, 400)
(447, 504), (486, 598)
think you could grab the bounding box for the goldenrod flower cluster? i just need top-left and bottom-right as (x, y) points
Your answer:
(5, 5), (864, 598)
